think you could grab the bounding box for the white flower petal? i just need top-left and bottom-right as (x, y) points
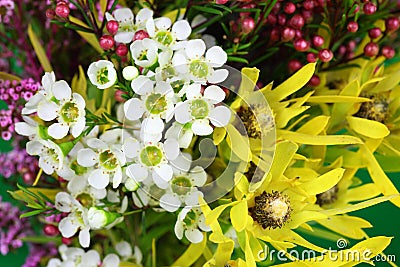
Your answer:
(185, 191), (203, 206)
(123, 137), (140, 158)
(115, 241), (132, 258)
(77, 148), (97, 167)
(79, 227), (90, 248)
(185, 228), (203, 243)
(174, 221), (184, 240)
(145, 18), (156, 36)
(59, 217), (78, 238)
(142, 117), (164, 134)
(55, 192), (72, 212)
(153, 163), (173, 182)
(52, 80), (71, 101)
(152, 172), (170, 189)
(124, 98), (145, 121)
(172, 20), (191, 40)
(115, 32), (135, 43)
(136, 8), (153, 24)
(131, 76), (154, 95)
(172, 52), (188, 73)
(26, 140), (44, 155)
(155, 17), (172, 30)
(114, 8), (134, 22)
(204, 85), (225, 103)
(208, 69), (229, 84)
(185, 40), (206, 59)
(112, 168), (123, 189)
(87, 138), (108, 149)
(174, 102), (191, 124)
(15, 122), (36, 137)
(88, 169), (110, 189)
(163, 138), (180, 160)
(190, 166), (207, 186)
(192, 120), (213, 136)
(198, 214), (211, 231)
(37, 101), (58, 121)
(102, 254), (120, 267)
(160, 194), (181, 212)
(48, 123), (69, 139)
(73, 93), (86, 109)
(126, 163), (148, 182)
(205, 46), (227, 67)
(185, 83), (202, 100)
(209, 105), (231, 127)
(71, 117), (86, 138)
(170, 153), (191, 173)
(41, 72), (55, 92)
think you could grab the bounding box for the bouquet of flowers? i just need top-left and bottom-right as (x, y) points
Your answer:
(1, 0), (400, 266)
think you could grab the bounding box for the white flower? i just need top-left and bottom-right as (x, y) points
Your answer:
(55, 192), (91, 248)
(122, 65), (139, 81)
(116, 241), (143, 265)
(77, 138), (126, 189)
(106, 7), (153, 43)
(124, 138), (180, 187)
(87, 60), (117, 89)
(174, 84), (231, 136)
(15, 116), (39, 140)
(87, 207), (121, 230)
(130, 38), (159, 68)
(165, 122), (194, 148)
(172, 39), (228, 83)
(159, 159), (207, 212)
(174, 207), (211, 243)
(47, 245), (120, 267)
(26, 139), (64, 175)
(146, 16), (191, 49)
(21, 72), (53, 115)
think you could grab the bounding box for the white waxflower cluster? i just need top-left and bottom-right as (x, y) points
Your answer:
(89, 7), (231, 244)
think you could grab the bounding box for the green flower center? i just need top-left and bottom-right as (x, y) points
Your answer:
(190, 99), (209, 119)
(145, 93), (167, 115)
(76, 192), (94, 207)
(183, 210), (198, 227)
(140, 146), (163, 166)
(138, 49), (148, 61)
(171, 176), (192, 195)
(189, 60), (209, 78)
(119, 22), (135, 32)
(60, 101), (80, 123)
(97, 67), (109, 85)
(70, 159), (87, 176)
(99, 150), (118, 170)
(47, 148), (59, 163)
(154, 31), (174, 46)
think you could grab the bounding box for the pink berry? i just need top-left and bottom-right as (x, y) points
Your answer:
(338, 45), (347, 56)
(267, 14), (277, 25)
(318, 49), (333, 62)
(281, 27), (296, 42)
(306, 53), (317, 62)
(295, 30), (303, 39)
(293, 38), (310, 52)
(385, 17), (400, 32)
(133, 30), (150, 41)
(242, 17), (255, 34)
(368, 27), (382, 39)
(347, 40), (357, 50)
(216, 0), (229, 4)
(44, 224), (59, 236)
(303, 0), (315, 10)
(55, 2), (70, 18)
(116, 44), (128, 57)
(364, 42), (379, 57)
(381, 46), (395, 59)
(62, 237), (72, 245)
(312, 35), (324, 47)
(347, 21), (358, 32)
(309, 75), (321, 86)
(115, 90), (126, 102)
(284, 2), (296, 14)
(363, 2), (377, 15)
(278, 14), (286, 26)
(106, 20), (119, 35)
(288, 59), (303, 72)
(270, 28), (280, 41)
(99, 35), (115, 50)
(22, 172), (34, 184)
(46, 8), (56, 19)
(290, 14), (305, 29)
(302, 10), (313, 23)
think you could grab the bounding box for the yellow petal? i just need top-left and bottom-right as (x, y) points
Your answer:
(28, 24), (52, 72)
(278, 130), (363, 145)
(231, 200), (248, 232)
(226, 124), (251, 162)
(316, 215), (371, 239)
(301, 168), (345, 195)
(297, 116), (330, 135)
(267, 141), (297, 183)
(238, 67), (260, 97)
(345, 183), (380, 202)
(370, 69), (400, 93)
(289, 211), (327, 229)
(269, 63), (316, 102)
(306, 95), (371, 103)
(275, 106), (310, 129)
(244, 231), (257, 267)
(205, 202), (237, 225)
(347, 116), (390, 139)
(172, 233), (207, 267)
(361, 144), (400, 207)
(213, 127), (226, 145)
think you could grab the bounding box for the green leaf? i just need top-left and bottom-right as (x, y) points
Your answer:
(28, 24), (52, 72)
(191, 6), (223, 16)
(227, 56), (249, 64)
(20, 209), (45, 218)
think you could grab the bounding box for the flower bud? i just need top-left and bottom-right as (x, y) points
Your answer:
(318, 49), (333, 62)
(364, 42), (379, 57)
(55, 2), (70, 18)
(122, 66), (139, 81)
(133, 30), (150, 41)
(99, 35), (115, 50)
(106, 20), (119, 35)
(116, 44), (128, 57)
